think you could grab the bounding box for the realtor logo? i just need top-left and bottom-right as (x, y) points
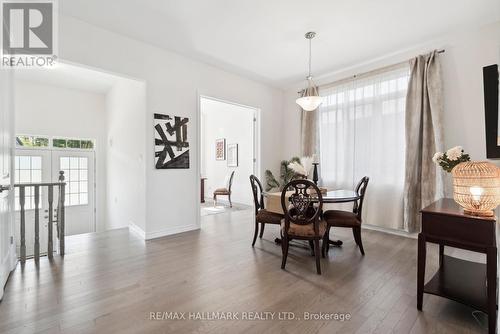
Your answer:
(1, 0), (57, 67)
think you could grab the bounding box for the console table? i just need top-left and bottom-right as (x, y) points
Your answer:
(418, 199), (497, 334)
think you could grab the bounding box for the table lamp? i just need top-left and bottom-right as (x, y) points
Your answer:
(451, 161), (500, 217)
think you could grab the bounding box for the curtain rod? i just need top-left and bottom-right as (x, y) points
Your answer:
(298, 49), (445, 93)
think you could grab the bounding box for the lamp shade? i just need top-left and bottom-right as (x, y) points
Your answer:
(296, 78), (323, 111)
(296, 95), (323, 111)
(451, 161), (500, 217)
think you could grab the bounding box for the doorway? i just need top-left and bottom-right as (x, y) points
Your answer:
(14, 146), (95, 255)
(199, 96), (259, 218)
(14, 61), (147, 240)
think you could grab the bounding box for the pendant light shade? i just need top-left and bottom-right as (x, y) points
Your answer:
(296, 32), (323, 111)
(296, 77), (322, 111)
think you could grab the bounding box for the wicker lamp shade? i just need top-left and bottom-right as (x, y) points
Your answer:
(451, 161), (500, 217)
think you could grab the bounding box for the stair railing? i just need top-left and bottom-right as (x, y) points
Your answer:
(14, 171), (66, 262)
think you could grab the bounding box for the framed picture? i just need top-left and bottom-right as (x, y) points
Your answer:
(215, 138), (226, 160)
(227, 143), (238, 167)
(154, 113), (190, 169)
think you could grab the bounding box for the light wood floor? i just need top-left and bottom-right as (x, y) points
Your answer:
(0, 207), (488, 333)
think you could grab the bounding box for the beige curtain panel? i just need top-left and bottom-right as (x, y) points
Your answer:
(403, 50), (444, 232)
(300, 89), (320, 157)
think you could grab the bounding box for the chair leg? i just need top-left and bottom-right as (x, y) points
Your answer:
(314, 239), (322, 275)
(213, 194), (217, 206)
(353, 227), (365, 255)
(325, 226), (331, 253)
(322, 233), (328, 258)
(229, 194), (232, 208)
(352, 227), (359, 245)
(259, 223), (265, 238)
(308, 240), (315, 256)
(252, 221), (259, 247)
(281, 235), (289, 270)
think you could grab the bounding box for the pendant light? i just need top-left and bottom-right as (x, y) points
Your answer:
(296, 32), (323, 111)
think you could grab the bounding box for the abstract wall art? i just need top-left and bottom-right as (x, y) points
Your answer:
(215, 138), (225, 160)
(154, 113), (190, 169)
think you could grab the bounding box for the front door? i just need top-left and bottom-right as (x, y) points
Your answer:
(51, 150), (95, 235)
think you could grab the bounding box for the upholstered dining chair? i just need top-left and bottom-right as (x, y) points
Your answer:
(280, 179), (326, 275)
(213, 171), (235, 207)
(323, 177), (369, 255)
(249, 175), (283, 246)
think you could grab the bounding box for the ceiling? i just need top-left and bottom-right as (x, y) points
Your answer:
(61, 0), (500, 88)
(15, 62), (120, 94)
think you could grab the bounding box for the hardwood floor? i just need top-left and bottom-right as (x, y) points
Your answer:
(0, 207), (488, 333)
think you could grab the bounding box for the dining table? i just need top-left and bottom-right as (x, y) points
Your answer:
(263, 189), (361, 247)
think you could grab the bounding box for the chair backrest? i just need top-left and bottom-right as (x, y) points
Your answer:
(227, 171), (235, 192)
(249, 174), (264, 215)
(281, 179), (323, 235)
(353, 176), (369, 221)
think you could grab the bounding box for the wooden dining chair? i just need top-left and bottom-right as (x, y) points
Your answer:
(280, 179), (326, 275)
(249, 175), (283, 246)
(213, 171), (235, 207)
(323, 177), (369, 255)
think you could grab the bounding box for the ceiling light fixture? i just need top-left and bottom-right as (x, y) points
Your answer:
(296, 31), (323, 111)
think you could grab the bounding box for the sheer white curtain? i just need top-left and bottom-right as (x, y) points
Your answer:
(319, 64), (410, 230)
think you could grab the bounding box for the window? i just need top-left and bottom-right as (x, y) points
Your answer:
(60, 157), (89, 206)
(53, 138), (94, 149)
(14, 156), (42, 210)
(16, 135), (49, 148)
(319, 64), (410, 230)
(16, 135), (94, 150)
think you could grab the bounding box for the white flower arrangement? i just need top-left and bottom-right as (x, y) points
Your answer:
(433, 146), (470, 173)
(432, 152), (443, 164)
(288, 161), (306, 177)
(446, 146), (463, 161)
(288, 156), (314, 177)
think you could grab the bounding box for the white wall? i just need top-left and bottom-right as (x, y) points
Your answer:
(201, 98), (255, 206)
(105, 79), (147, 232)
(442, 22), (500, 169)
(282, 21), (500, 197)
(58, 16), (284, 239)
(14, 80), (108, 231)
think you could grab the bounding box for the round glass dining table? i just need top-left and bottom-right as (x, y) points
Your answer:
(319, 190), (360, 203)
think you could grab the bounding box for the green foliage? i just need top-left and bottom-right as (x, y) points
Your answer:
(16, 135), (49, 148)
(265, 156), (302, 191)
(265, 170), (280, 192)
(81, 140), (94, 149)
(67, 140), (81, 148)
(438, 152), (471, 173)
(53, 138), (67, 148)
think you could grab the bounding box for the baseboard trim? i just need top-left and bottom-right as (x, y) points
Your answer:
(145, 224), (200, 240)
(362, 224), (417, 239)
(203, 198), (252, 207)
(128, 222), (146, 240)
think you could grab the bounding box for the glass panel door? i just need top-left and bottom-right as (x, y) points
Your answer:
(51, 150), (95, 235)
(14, 149), (52, 257)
